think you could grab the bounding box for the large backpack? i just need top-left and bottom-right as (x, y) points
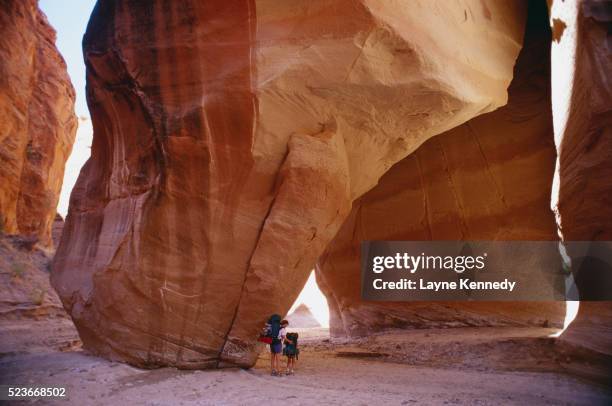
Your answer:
(286, 332), (298, 348)
(267, 314), (282, 343)
(284, 332), (299, 358)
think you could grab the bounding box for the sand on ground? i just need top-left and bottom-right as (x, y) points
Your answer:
(1, 319), (610, 406)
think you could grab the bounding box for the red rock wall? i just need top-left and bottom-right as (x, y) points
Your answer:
(316, 0), (565, 337)
(52, 0), (528, 368)
(549, 0), (612, 371)
(0, 0), (77, 247)
(550, 0), (612, 242)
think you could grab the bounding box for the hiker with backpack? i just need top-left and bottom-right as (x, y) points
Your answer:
(283, 331), (299, 375)
(272, 319), (289, 376)
(259, 314), (288, 376)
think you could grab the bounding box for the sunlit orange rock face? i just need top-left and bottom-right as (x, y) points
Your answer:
(0, 0), (77, 247)
(52, 0), (528, 368)
(550, 0), (612, 378)
(316, 1), (565, 337)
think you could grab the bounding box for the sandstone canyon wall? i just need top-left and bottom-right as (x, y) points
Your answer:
(53, 0), (528, 368)
(549, 0), (612, 375)
(0, 0), (77, 247)
(316, 1), (565, 338)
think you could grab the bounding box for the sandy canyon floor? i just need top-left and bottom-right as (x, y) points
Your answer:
(1, 319), (611, 406)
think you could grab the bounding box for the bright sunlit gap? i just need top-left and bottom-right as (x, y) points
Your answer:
(549, 301), (580, 338)
(288, 270), (330, 328)
(549, 242), (580, 338)
(57, 119), (92, 216)
(40, 0), (97, 217)
(547, 0), (580, 340)
(563, 301), (580, 331)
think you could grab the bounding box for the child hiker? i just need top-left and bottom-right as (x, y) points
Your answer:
(283, 331), (299, 375)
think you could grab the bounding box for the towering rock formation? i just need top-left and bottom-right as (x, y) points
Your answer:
(549, 0), (612, 379)
(53, 0), (528, 368)
(317, 0), (564, 337)
(0, 0), (77, 247)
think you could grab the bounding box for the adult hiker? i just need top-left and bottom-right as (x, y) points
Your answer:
(271, 319), (289, 376)
(259, 314), (288, 376)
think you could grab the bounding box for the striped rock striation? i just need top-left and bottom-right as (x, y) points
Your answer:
(316, 0), (565, 337)
(0, 0), (77, 247)
(52, 0), (528, 368)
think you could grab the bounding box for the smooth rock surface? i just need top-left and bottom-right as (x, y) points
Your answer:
(52, 0), (528, 368)
(316, 1), (565, 337)
(0, 0), (77, 247)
